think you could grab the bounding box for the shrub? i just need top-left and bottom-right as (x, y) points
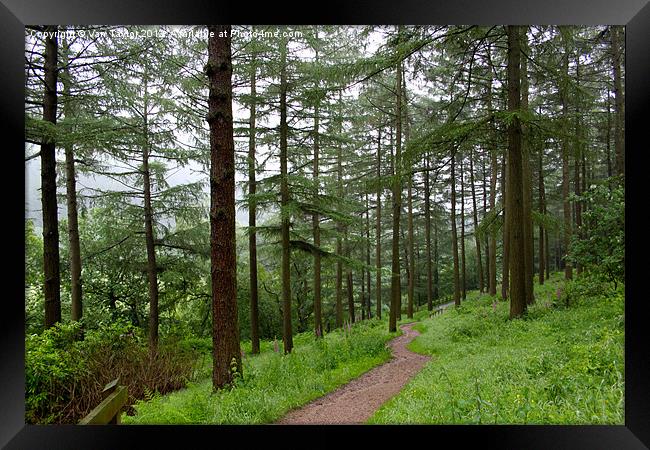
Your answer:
(25, 320), (201, 424)
(568, 182), (624, 288)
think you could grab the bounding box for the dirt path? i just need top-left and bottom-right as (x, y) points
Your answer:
(275, 321), (431, 425)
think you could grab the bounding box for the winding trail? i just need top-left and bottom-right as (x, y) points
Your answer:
(276, 321), (430, 425)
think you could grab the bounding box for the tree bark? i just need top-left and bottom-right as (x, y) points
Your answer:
(312, 45), (322, 337)
(469, 148), (484, 294)
(433, 203), (439, 302)
(545, 228), (550, 280)
(482, 155), (490, 291)
(424, 151), (433, 311)
(507, 25), (527, 319)
(389, 41), (403, 333)
(207, 25), (242, 387)
(41, 26), (62, 329)
(460, 154), (467, 300)
(521, 33), (534, 305)
(560, 28), (573, 281)
(141, 62), (160, 352)
(62, 41), (83, 323)
(486, 45), (498, 297)
(346, 227), (355, 324)
(365, 192), (372, 319)
(606, 88), (612, 179)
(248, 41), (260, 352)
(451, 153), (461, 306)
(574, 54), (583, 276)
(375, 128), (382, 319)
(404, 67), (414, 319)
(335, 93), (344, 329)
(501, 151), (510, 300)
(406, 166), (415, 318)
(538, 146), (546, 285)
(279, 34), (293, 353)
(611, 25), (625, 177)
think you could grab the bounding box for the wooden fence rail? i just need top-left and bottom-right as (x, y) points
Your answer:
(79, 379), (128, 425)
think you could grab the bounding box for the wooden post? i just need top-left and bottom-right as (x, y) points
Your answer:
(79, 379), (127, 425)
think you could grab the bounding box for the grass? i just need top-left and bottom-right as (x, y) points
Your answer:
(368, 273), (625, 424)
(123, 274), (623, 425)
(122, 318), (399, 424)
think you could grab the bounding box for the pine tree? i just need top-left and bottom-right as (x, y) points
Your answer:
(506, 25), (527, 319)
(207, 24), (242, 388)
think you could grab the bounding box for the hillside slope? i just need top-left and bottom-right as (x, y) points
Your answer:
(369, 273), (624, 424)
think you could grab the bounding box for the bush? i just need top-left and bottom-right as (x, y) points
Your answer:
(568, 182), (624, 288)
(25, 320), (201, 424)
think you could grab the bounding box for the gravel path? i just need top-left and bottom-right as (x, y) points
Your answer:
(275, 321), (431, 425)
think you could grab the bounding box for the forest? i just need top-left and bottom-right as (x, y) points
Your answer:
(24, 24), (625, 425)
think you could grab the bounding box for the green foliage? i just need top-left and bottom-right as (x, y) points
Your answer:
(369, 274), (624, 424)
(25, 220), (44, 332)
(25, 322), (86, 423)
(25, 320), (201, 424)
(568, 181), (624, 287)
(122, 319), (396, 424)
(475, 200), (503, 240)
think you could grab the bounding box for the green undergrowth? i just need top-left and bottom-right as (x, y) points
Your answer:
(122, 318), (398, 424)
(369, 273), (624, 424)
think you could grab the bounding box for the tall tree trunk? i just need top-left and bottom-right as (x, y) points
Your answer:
(346, 229), (355, 323)
(365, 192), (372, 319)
(556, 234), (561, 272)
(404, 68), (414, 319)
(482, 155), (490, 291)
(361, 267), (365, 321)
(451, 153), (461, 306)
(406, 164), (414, 318)
(41, 26), (62, 329)
(335, 93), (344, 328)
(336, 231), (343, 329)
(375, 128), (382, 319)
(415, 232), (422, 311)
(389, 39), (403, 333)
(401, 226), (409, 317)
(347, 271), (355, 323)
(424, 151), (433, 311)
(538, 146), (546, 285)
(521, 33), (534, 305)
(312, 50), (322, 338)
(507, 25), (527, 319)
(433, 203), (439, 301)
(459, 154), (466, 300)
(501, 152), (510, 300)
(560, 28), (573, 281)
(574, 54), (583, 276)
(611, 25), (625, 177)
(248, 43), (260, 352)
(606, 88), (612, 179)
(545, 227), (550, 280)
(279, 34), (293, 353)
(142, 65), (160, 352)
(469, 149), (484, 294)
(581, 148), (587, 211)
(207, 25), (241, 387)
(62, 41), (82, 323)
(486, 45), (498, 297)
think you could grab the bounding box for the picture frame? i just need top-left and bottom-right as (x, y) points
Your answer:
(3, 0), (647, 447)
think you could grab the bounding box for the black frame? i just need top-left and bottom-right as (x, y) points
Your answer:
(2, 0), (648, 448)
